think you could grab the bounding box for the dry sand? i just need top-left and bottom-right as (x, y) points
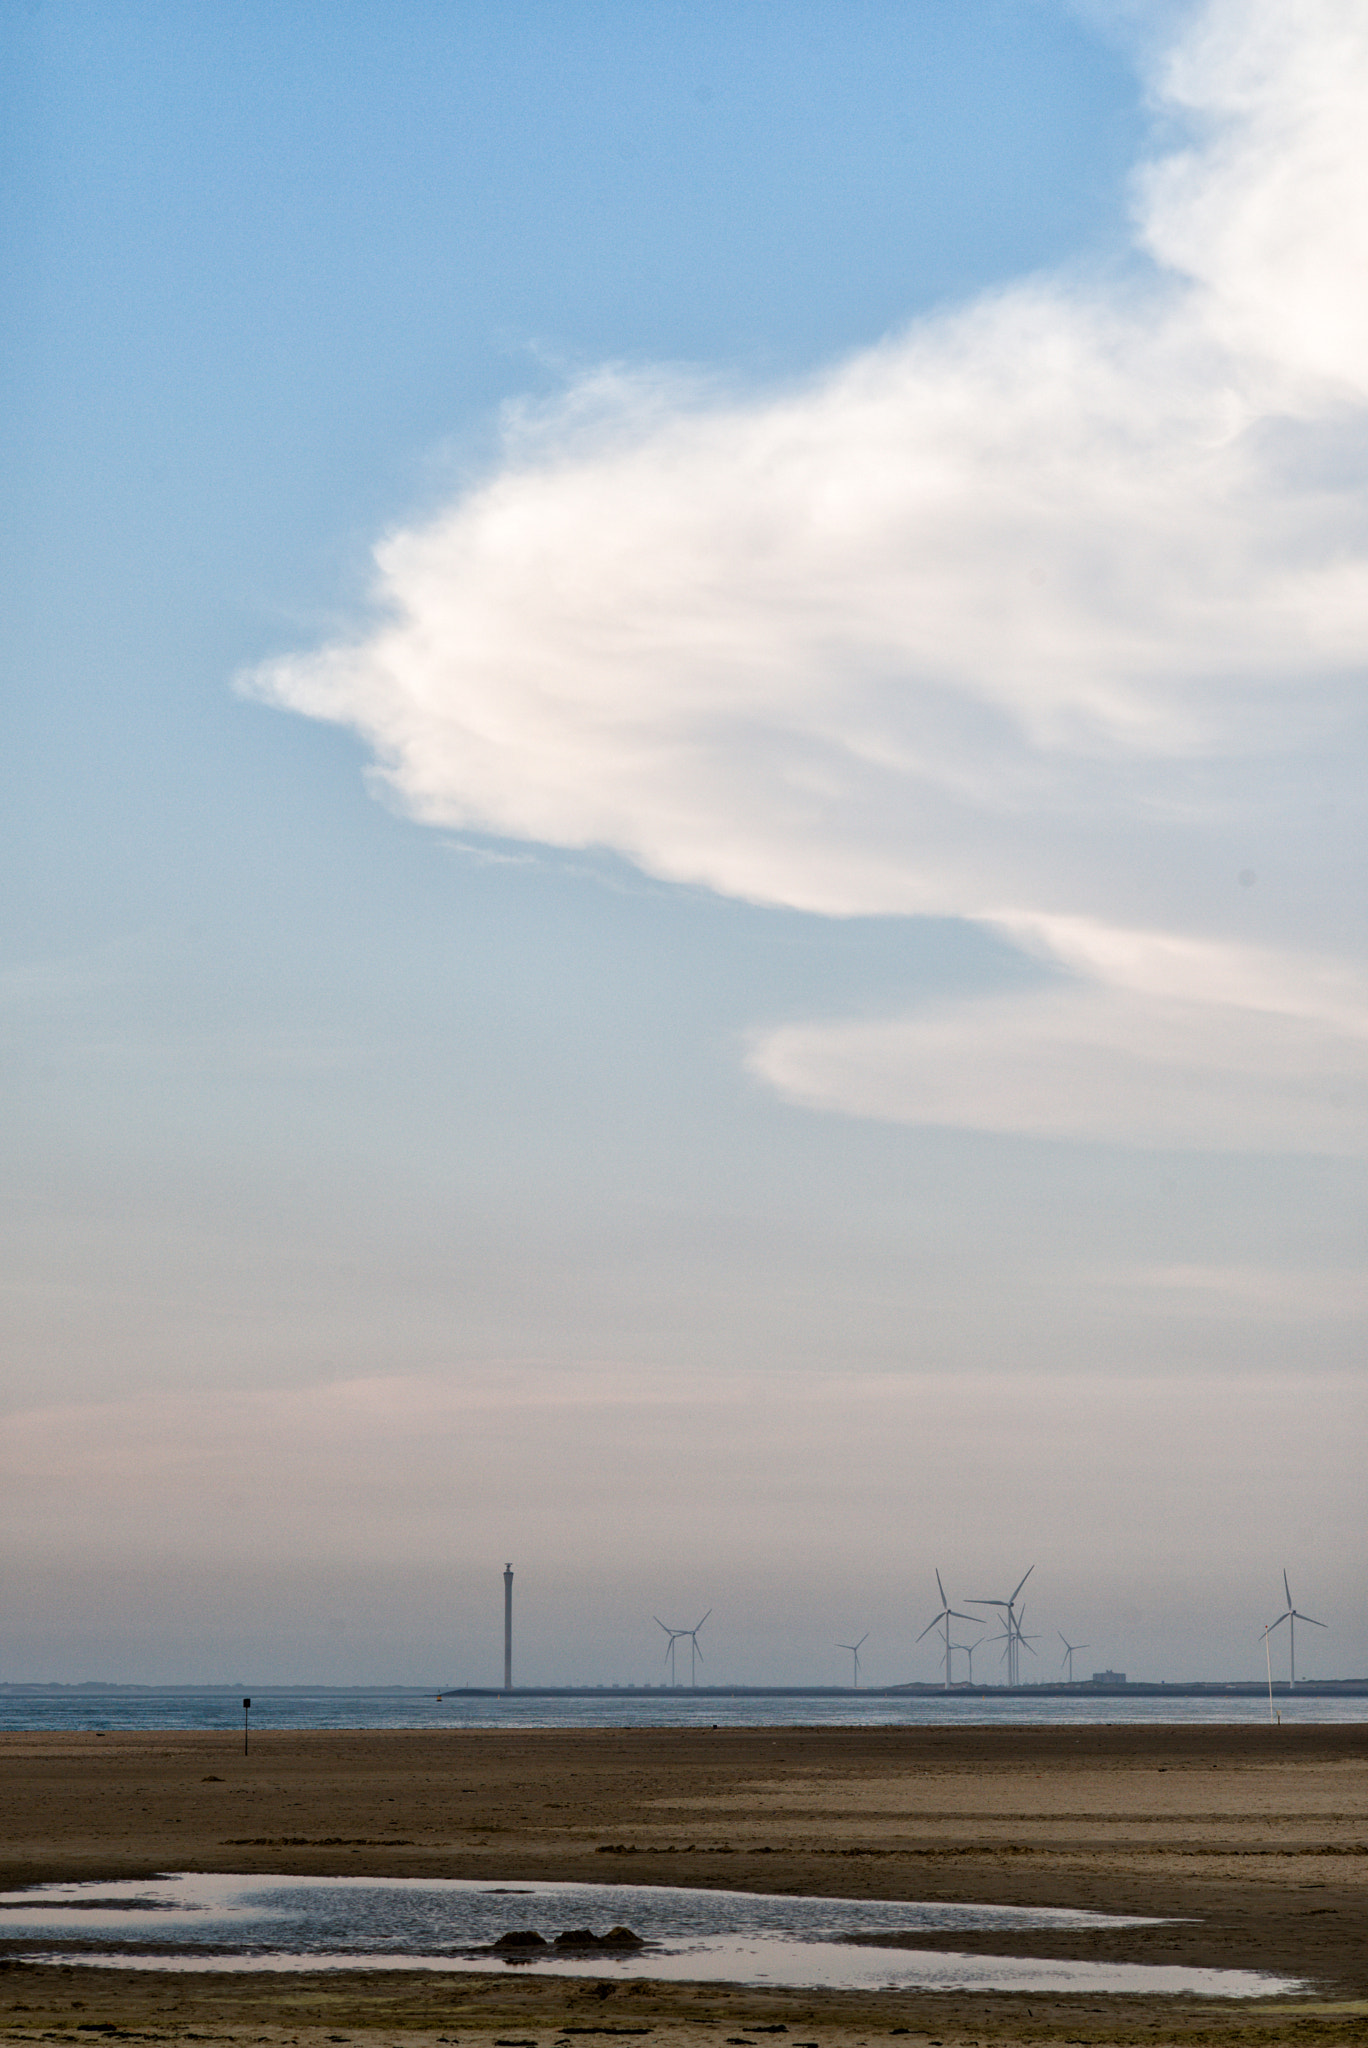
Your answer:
(0, 1724), (1364, 2048)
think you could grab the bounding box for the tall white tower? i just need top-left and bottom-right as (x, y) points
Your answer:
(503, 1562), (513, 1692)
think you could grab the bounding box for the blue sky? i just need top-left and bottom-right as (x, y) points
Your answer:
(4, 0), (1364, 1688)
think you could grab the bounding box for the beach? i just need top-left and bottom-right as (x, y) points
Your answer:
(1, 1724), (1364, 2046)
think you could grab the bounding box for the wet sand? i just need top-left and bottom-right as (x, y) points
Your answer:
(0, 1723), (1364, 2047)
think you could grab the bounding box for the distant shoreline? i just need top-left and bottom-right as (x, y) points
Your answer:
(3, 1678), (1366, 1697)
(435, 1679), (1368, 1699)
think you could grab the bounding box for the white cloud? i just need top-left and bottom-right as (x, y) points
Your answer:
(751, 919), (1368, 1152)
(245, 0), (1368, 1153)
(751, 942), (1368, 1154)
(1140, 0), (1368, 399)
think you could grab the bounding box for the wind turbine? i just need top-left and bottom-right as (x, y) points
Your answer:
(1264, 1571), (1326, 1686)
(837, 1632), (869, 1689)
(917, 1570), (982, 1690)
(969, 1566), (1034, 1686)
(682, 1610), (710, 1687)
(1058, 1632), (1090, 1685)
(654, 1617), (688, 1687)
(1015, 1610), (1042, 1661)
(951, 1637), (984, 1686)
(657, 1610), (711, 1688)
(985, 1612), (1039, 1683)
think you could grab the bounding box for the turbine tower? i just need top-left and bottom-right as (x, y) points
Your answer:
(503, 1562), (513, 1692)
(1265, 1570), (1326, 1685)
(837, 1632), (869, 1688)
(969, 1566), (1034, 1686)
(917, 1571), (982, 1690)
(1058, 1632), (1090, 1684)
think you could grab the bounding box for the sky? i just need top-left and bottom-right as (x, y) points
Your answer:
(4, 0), (1365, 1690)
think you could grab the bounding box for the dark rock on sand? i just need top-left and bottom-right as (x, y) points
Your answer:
(551, 1927), (646, 1951)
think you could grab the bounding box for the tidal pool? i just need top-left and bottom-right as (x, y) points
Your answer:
(0, 1874), (1299, 2000)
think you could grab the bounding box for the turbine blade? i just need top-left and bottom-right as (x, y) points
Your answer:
(1296, 1612), (1328, 1628)
(1011, 1565), (1035, 1603)
(1284, 1568), (1292, 1609)
(916, 1613), (947, 1642)
(935, 1569), (947, 1608)
(695, 1610), (712, 1630)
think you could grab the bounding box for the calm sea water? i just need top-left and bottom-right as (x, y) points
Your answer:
(2, 1687), (1363, 1732)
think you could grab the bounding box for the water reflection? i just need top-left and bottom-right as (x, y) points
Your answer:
(0, 1874), (1298, 2000)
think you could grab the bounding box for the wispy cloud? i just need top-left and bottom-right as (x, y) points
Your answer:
(440, 837), (539, 868)
(1096, 1262), (1368, 1321)
(244, 0), (1368, 1153)
(750, 919), (1368, 1152)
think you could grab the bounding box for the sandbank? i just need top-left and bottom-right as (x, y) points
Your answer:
(0, 1724), (1363, 2047)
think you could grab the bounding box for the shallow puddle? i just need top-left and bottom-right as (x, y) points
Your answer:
(0, 1874), (1298, 2000)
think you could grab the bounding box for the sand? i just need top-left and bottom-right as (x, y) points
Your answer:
(0, 1723), (1364, 2048)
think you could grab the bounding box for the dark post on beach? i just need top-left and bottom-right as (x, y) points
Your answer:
(243, 1698), (251, 1755)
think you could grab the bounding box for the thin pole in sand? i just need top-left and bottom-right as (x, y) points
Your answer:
(1263, 1632), (1275, 1724)
(243, 1697), (251, 1755)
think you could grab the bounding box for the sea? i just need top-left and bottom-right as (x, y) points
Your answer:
(2, 1687), (1365, 1733)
